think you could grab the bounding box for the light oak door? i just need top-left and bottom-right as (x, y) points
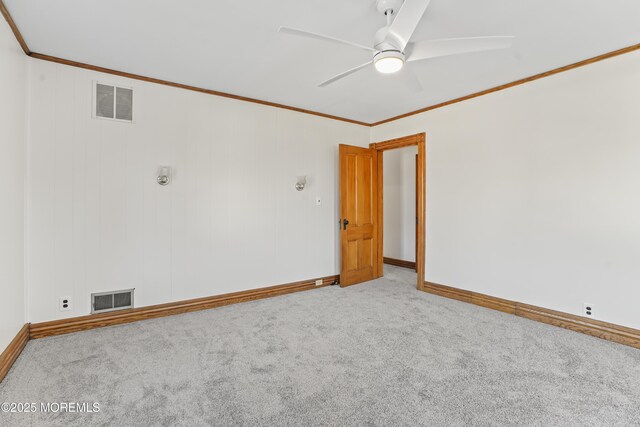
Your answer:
(339, 144), (378, 287)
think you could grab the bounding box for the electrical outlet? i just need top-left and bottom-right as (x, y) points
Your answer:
(315, 279), (323, 286)
(59, 296), (72, 311)
(315, 196), (322, 206)
(583, 303), (594, 318)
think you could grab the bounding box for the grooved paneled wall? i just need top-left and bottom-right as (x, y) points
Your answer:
(372, 49), (640, 330)
(0, 16), (26, 350)
(27, 59), (368, 323)
(7, 12), (640, 333)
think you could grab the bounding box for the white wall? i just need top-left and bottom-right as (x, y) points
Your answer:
(0, 19), (26, 348)
(372, 50), (640, 330)
(27, 59), (369, 323)
(383, 146), (417, 262)
(19, 34), (640, 331)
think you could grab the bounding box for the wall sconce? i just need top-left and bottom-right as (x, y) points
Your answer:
(295, 176), (307, 191)
(157, 166), (171, 186)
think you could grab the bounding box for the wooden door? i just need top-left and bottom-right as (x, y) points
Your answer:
(339, 144), (378, 287)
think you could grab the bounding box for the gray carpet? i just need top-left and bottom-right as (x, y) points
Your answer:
(1, 266), (639, 426)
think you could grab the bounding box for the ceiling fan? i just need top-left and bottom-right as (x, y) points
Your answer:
(279, 0), (514, 88)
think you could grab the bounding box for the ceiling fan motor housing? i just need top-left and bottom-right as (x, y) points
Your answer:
(375, 0), (404, 51)
(374, 50), (405, 62)
(374, 27), (393, 51)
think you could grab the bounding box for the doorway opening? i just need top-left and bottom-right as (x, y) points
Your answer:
(371, 133), (426, 290)
(381, 146), (418, 270)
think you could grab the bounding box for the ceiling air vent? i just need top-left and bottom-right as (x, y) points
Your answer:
(93, 82), (134, 122)
(91, 289), (134, 314)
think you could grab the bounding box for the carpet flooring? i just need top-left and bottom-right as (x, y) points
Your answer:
(1, 265), (639, 426)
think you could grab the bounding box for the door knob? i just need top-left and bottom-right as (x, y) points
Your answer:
(343, 219), (349, 230)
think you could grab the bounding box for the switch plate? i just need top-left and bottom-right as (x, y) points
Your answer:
(315, 196), (321, 206)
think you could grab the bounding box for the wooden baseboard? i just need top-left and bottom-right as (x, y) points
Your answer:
(383, 257), (416, 270)
(514, 303), (640, 349)
(423, 281), (640, 349)
(423, 281), (472, 304)
(30, 275), (339, 339)
(0, 324), (30, 383)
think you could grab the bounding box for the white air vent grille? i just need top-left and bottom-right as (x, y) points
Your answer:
(91, 289), (134, 314)
(93, 82), (134, 122)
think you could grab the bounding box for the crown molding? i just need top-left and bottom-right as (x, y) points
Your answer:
(371, 43), (640, 126)
(28, 52), (370, 127)
(1, 0), (369, 127)
(0, 0), (29, 54)
(3, 0), (640, 127)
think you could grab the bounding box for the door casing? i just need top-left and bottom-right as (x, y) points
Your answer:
(370, 133), (426, 290)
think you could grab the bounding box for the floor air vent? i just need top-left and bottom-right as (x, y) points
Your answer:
(91, 289), (134, 314)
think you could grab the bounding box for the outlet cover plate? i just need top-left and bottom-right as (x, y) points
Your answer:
(59, 296), (72, 311)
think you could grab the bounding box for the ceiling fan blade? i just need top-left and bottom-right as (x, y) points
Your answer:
(406, 36), (514, 62)
(318, 61), (373, 87)
(401, 66), (424, 93)
(279, 27), (376, 53)
(385, 0), (432, 51)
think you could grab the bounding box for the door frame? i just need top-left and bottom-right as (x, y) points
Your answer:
(369, 133), (426, 290)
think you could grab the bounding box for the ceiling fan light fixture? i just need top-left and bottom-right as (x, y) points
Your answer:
(374, 50), (405, 74)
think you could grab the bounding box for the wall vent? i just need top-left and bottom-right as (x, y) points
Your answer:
(93, 81), (134, 122)
(91, 289), (134, 314)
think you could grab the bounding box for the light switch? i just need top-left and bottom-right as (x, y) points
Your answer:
(315, 196), (321, 206)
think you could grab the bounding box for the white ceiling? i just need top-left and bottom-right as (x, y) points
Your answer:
(6, 0), (640, 123)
